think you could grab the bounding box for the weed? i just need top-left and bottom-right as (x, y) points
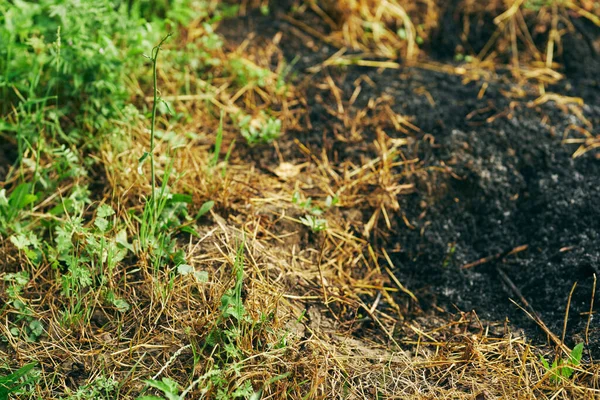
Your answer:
(229, 58), (272, 89)
(292, 192), (338, 216)
(62, 376), (119, 400)
(299, 215), (328, 232)
(2, 1), (597, 399)
(0, 363), (38, 400)
(238, 114), (282, 145)
(540, 343), (584, 384)
(210, 112), (235, 176)
(2, 271), (44, 342)
(442, 243), (457, 267)
(293, 192), (336, 232)
(139, 33), (172, 247)
(0, 183), (37, 234)
(138, 377), (181, 400)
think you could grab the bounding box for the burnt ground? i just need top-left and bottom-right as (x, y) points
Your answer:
(218, 6), (600, 353)
(309, 64), (600, 351)
(387, 69), (600, 347)
(227, 7), (600, 353)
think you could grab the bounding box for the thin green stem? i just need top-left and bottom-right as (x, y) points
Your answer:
(149, 34), (171, 225)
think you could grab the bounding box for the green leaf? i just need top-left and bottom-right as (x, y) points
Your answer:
(195, 200), (214, 219)
(211, 111), (224, 168)
(8, 183), (36, 210)
(232, 380), (255, 398)
(179, 225), (201, 237)
(116, 229), (134, 252)
(176, 264), (194, 275)
(138, 151), (150, 174)
(28, 320), (43, 338)
(94, 218), (110, 232)
(193, 271), (209, 283)
(171, 194), (192, 204)
(0, 189), (8, 208)
(144, 378), (180, 400)
(112, 298), (130, 312)
(10, 234), (30, 250)
(48, 199), (73, 216)
(0, 362), (37, 397)
(540, 356), (549, 370)
(570, 343), (584, 366)
(138, 151), (150, 163)
(177, 265), (208, 283)
(97, 204), (115, 218)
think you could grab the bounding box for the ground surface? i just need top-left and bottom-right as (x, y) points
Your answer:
(2, 1), (600, 398)
(221, 4), (600, 352)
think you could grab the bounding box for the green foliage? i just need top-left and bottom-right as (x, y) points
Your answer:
(0, 363), (38, 400)
(292, 192), (336, 232)
(292, 192), (338, 216)
(228, 58), (272, 88)
(238, 114), (282, 145)
(540, 343), (584, 384)
(196, 200), (215, 220)
(61, 376), (119, 400)
(219, 241), (249, 323)
(0, 0), (286, 396)
(299, 215), (328, 232)
(0, 183), (37, 234)
(0, 0), (168, 113)
(210, 111), (235, 176)
(48, 202), (127, 298)
(139, 377), (181, 400)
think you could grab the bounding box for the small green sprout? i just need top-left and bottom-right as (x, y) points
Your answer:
(299, 215), (328, 232)
(239, 115), (282, 145)
(540, 343), (584, 384)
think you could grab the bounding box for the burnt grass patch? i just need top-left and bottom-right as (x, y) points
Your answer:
(349, 65), (600, 351)
(386, 68), (600, 352)
(219, 6), (600, 353)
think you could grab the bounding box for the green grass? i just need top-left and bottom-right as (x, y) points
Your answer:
(0, 363), (38, 400)
(0, 1), (294, 397)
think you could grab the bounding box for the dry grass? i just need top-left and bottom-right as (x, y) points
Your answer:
(1, 1), (599, 399)
(308, 0), (600, 81)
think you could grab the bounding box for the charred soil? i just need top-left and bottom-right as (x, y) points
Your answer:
(220, 5), (600, 354)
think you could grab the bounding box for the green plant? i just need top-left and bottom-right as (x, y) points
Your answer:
(139, 33), (172, 243)
(0, 183), (37, 234)
(524, 0), (555, 11)
(210, 112), (235, 176)
(219, 240), (249, 323)
(442, 243), (457, 267)
(135, 35), (213, 277)
(238, 114), (282, 145)
(540, 343), (584, 384)
(299, 215), (328, 232)
(138, 377), (181, 400)
(229, 58), (272, 89)
(137, 35), (198, 278)
(0, 363), (38, 400)
(454, 53), (474, 63)
(62, 376), (119, 400)
(292, 192), (338, 216)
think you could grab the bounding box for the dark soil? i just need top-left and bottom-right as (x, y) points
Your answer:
(220, 6), (600, 352)
(387, 69), (600, 352)
(0, 140), (17, 183)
